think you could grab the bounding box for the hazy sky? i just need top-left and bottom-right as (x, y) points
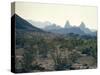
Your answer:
(15, 2), (97, 30)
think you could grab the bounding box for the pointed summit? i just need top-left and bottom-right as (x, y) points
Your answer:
(64, 20), (71, 28)
(80, 22), (86, 29)
(79, 22), (93, 34)
(11, 13), (44, 32)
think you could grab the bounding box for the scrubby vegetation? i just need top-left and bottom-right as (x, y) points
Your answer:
(15, 31), (97, 73)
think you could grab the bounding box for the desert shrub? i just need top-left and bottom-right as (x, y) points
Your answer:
(82, 47), (92, 55)
(50, 45), (71, 70)
(69, 51), (81, 63)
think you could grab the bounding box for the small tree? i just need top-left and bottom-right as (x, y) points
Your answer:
(50, 45), (71, 70)
(69, 50), (81, 63)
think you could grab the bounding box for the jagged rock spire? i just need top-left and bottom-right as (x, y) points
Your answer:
(80, 22), (86, 29)
(64, 20), (71, 28)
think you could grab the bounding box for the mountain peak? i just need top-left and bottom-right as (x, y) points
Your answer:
(80, 22), (86, 29)
(11, 13), (44, 32)
(64, 20), (71, 28)
(12, 13), (20, 18)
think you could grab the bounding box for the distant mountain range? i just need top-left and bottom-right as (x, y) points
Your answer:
(12, 14), (61, 40)
(46, 21), (97, 36)
(27, 20), (52, 29)
(27, 20), (97, 36)
(12, 14), (97, 36)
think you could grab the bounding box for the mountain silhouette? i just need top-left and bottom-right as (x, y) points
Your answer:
(80, 22), (85, 29)
(64, 21), (71, 28)
(44, 23), (61, 30)
(27, 20), (52, 29)
(12, 14), (96, 36)
(79, 22), (90, 33)
(43, 22), (85, 35)
(44, 26), (85, 35)
(43, 21), (96, 36)
(79, 22), (97, 36)
(11, 14), (44, 32)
